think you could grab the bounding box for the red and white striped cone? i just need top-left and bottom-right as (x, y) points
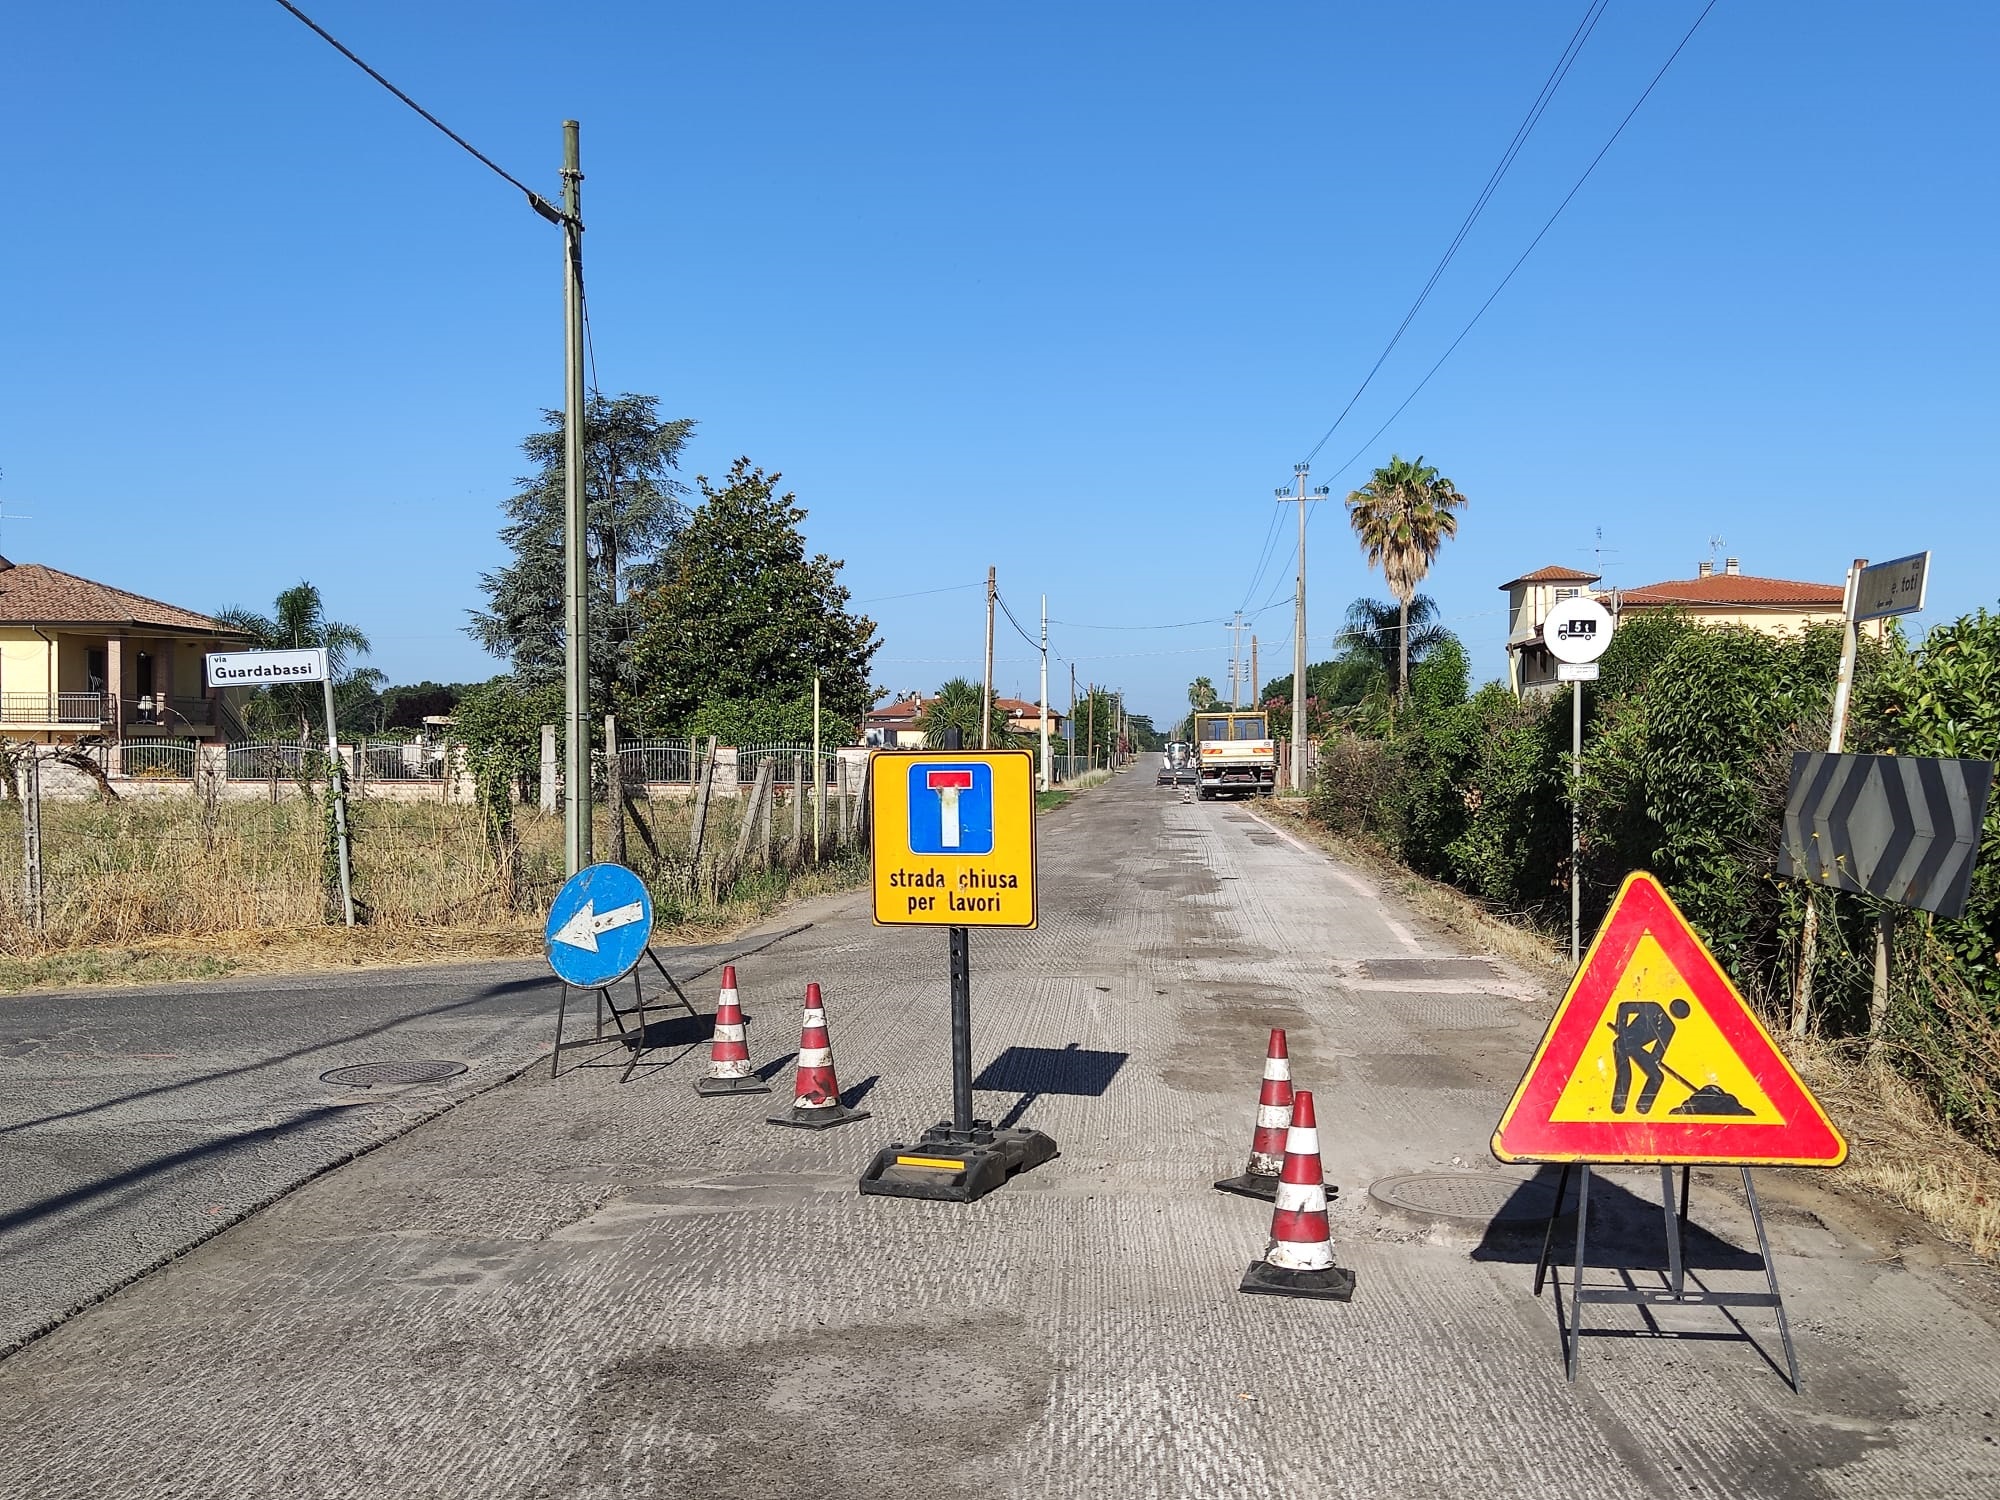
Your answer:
(694, 965), (772, 1097)
(768, 982), (869, 1130)
(1239, 1091), (1356, 1300)
(1214, 1028), (1295, 1200)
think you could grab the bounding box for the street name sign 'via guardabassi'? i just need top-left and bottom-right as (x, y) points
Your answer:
(204, 647), (329, 685)
(870, 749), (1038, 927)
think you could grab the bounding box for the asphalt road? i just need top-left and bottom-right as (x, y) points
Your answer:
(0, 929), (805, 1353)
(2, 761), (1997, 1498)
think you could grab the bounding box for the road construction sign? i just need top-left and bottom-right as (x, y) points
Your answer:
(871, 749), (1036, 927)
(544, 863), (654, 988)
(1493, 872), (1845, 1166)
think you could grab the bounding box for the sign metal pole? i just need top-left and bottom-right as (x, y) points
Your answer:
(949, 925), (974, 1139)
(320, 660), (356, 927)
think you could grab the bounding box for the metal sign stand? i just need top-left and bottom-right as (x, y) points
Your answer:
(550, 946), (698, 1084)
(857, 925), (1058, 1202)
(1531, 1162), (1799, 1390)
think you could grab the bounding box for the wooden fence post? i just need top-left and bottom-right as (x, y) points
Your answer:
(605, 714), (626, 868)
(22, 748), (44, 935)
(687, 735), (719, 890)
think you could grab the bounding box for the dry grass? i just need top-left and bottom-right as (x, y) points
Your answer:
(0, 791), (865, 993)
(1260, 798), (2000, 1261)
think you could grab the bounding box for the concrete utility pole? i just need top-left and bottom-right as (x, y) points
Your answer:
(1250, 635), (1259, 714)
(1282, 464), (1330, 794)
(1069, 662), (1078, 772)
(981, 567), (996, 750)
(1038, 593), (1051, 791)
(561, 120), (591, 877)
(1229, 612), (1244, 708)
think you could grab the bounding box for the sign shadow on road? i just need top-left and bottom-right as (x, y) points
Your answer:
(971, 1043), (1128, 1130)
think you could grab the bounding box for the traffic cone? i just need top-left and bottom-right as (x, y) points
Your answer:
(694, 965), (772, 1097)
(1214, 1028), (1295, 1200)
(768, 982), (869, 1130)
(1240, 1090), (1356, 1300)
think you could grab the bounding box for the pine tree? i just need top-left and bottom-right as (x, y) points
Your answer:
(467, 393), (695, 710)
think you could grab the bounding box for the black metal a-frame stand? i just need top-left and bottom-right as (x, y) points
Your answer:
(551, 947), (699, 1084)
(1533, 1162), (1799, 1390)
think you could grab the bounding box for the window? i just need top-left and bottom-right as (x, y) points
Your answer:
(1233, 715), (1267, 740)
(1554, 587), (1579, 602)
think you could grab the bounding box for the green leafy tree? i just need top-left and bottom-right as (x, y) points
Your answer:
(1344, 456), (1469, 697)
(469, 393), (694, 708)
(631, 458), (878, 739)
(216, 582), (384, 740)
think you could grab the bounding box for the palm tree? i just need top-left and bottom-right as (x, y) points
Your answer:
(1344, 455), (1468, 697)
(917, 677), (1013, 749)
(1340, 595), (1447, 685)
(216, 582), (384, 740)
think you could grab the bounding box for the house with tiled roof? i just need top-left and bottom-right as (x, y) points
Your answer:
(862, 695), (929, 748)
(1501, 555), (1872, 696)
(0, 558), (251, 757)
(994, 696), (1067, 740)
(1499, 564), (1605, 695)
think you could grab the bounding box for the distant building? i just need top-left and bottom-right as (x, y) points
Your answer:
(994, 697), (1068, 741)
(1501, 555), (1871, 697)
(861, 696), (928, 748)
(1499, 564), (1605, 696)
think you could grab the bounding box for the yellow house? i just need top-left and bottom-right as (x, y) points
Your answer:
(0, 558), (250, 756)
(1617, 557), (1868, 635)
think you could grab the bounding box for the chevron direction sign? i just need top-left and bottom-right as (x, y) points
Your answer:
(1777, 752), (1995, 918)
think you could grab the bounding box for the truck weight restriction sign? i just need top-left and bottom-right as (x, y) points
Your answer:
(871, 749), (1037, 927)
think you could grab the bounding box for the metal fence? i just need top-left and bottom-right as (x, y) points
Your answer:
(616, 739), (697, 786)
(225, 742), (334, 782)
(358, 739), (449, 782)
(112, 738), (197, 780)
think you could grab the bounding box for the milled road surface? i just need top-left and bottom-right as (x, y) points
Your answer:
(2, 764), (1997, 1498)
(0, 932), (801, 1353)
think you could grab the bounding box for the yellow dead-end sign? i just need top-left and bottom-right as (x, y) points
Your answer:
(870, 749), (1037, 927)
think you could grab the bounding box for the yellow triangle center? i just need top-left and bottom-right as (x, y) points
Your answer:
(1549, 934), (1785, 1126)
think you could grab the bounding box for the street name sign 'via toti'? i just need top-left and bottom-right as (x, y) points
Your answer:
(859, 748), (1056, 1202)
(1492, 871), (1846, 1389)
(543, 863), (696, 1083)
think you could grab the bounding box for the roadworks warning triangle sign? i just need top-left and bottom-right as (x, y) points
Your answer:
(1493, 872), (1846, 1166)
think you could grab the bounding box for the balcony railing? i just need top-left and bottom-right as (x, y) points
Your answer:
(0, 692), (106, 725)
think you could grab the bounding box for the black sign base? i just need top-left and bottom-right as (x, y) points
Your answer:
(858, 1119), (1058, 1203)
(1239, 1260), (1358, 1301)
(1214, 1171), (1339, 1202)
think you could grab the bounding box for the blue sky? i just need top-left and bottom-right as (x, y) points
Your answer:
(2, 3), (1993, 729)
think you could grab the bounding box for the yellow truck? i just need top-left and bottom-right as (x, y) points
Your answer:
(1193, 710), (1276, 800)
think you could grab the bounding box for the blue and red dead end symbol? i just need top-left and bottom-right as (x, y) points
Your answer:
(907, 762), (995, 855)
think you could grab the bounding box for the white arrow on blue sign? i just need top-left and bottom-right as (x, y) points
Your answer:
(544, 863), (654, 988)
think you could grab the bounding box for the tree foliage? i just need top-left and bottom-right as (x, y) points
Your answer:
(468, 393), (694, 707)
(216, 582), (384, 740)
(919, 677), (1015, 749)
(1344, 455), (1468, 694)
(631, 458), (877, 740)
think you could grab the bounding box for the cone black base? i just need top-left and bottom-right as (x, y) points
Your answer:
(1213, 1172), (1281, 1201)
(1215, 1173), (1339, 1202)
(1239, 1260), (1357, 1301)
(768, 1102), (870, 1130)
(695, 1074), (774, 1097)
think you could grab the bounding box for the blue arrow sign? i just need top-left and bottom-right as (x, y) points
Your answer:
(544, 863), (654, 988)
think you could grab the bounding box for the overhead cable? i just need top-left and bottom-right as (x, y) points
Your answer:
(270, 0), (565, 224)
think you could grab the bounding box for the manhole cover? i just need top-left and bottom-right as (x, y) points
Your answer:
(320, 1060), (469, 1088)
(1357, 958), (1498, 982)
(1368, 1172), (1560, 1225)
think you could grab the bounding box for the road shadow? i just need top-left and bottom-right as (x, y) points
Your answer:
(840, 1075), (880, 1110)
(972, 1042), (1128, 1129)
(1471, 1165), (1764, 1273)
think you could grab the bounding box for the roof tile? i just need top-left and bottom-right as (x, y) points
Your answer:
(0, 562), (242, 635)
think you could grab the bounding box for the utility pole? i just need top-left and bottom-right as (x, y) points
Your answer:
(560, 120), (591, 877)
(1250, 635), (1259, 714)
(1069, 662), (1078, 774)
(1280, 465), (1331, 794)
(1038, 593), (1051, 791)
(981, 566), (996, 750)
(1086, 685), (1095, 771)
(1229, 612), (1244, 708)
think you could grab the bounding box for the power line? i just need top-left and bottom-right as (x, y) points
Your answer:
(1319, 0), (1722, 488)
(854, 582), (984, 605)
(270, 1), (564, 225)
(1299, 0), (1610, 467)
